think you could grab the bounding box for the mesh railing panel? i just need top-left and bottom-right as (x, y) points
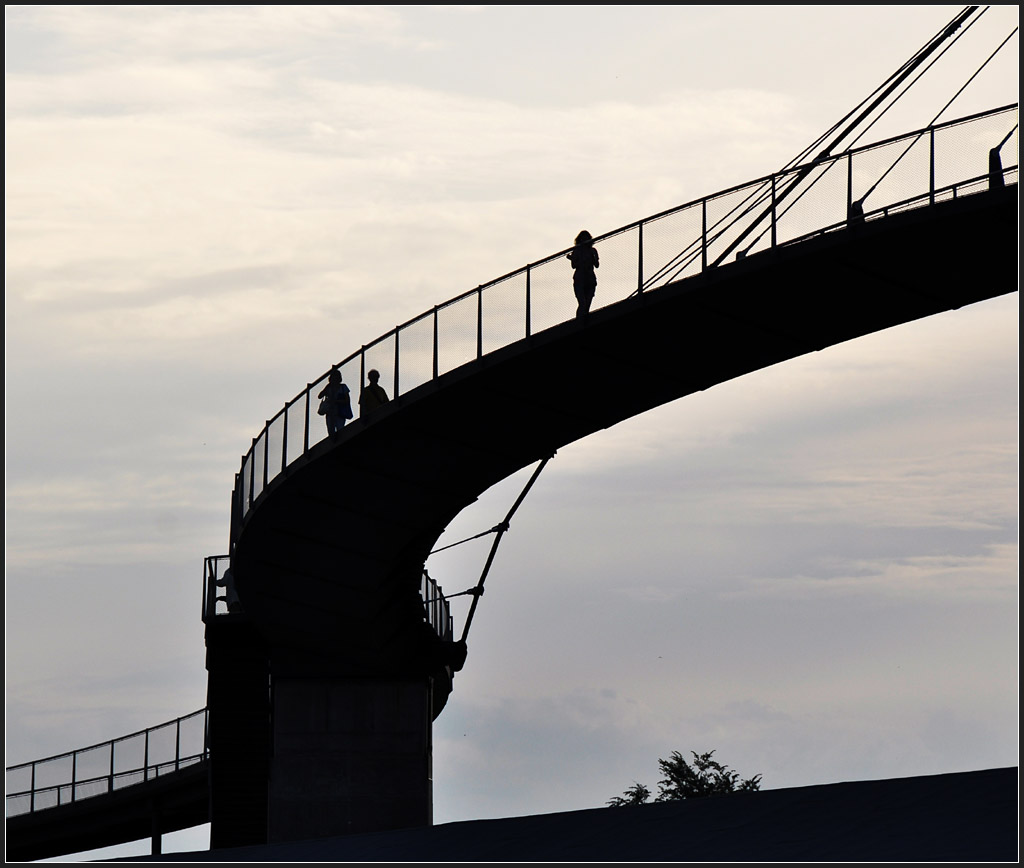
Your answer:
(250, 431), (267, 502)
(240, 452), (253, 511)
(72, 743), (109, 785)
(72, 777), (110, 801)
(29, 755), (73, 793)
(436, 293), (480, 376)
(591, 228), (641, 309)
(772, 160), (849, 244)
(264, 413), (286, 483)
(306, 370), (332, 450)
(527, 256), (577, 335)
(935, 110), (1017, 192)
(642, 205), (705, 289)
(482, 273), (529, 356)
(362, 335), (396, 407)
(396, 313), (435, 399)
(284, 397), (308, 467)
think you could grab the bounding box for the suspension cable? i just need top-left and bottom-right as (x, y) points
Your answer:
(651, 9), (1014, 288)
(455, 454), (554, 644)
(429, 526), (506, 556)
(638, 8), (992, 289)
(846, 8), (990, 155)
(738, 9), (1019, 256)
(706, 6), (986, 269)
(856, 18), (1015, 208)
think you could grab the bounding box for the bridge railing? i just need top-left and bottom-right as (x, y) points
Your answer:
(5, 709), (208, 818)
(203, 552), (452, 640)
(202, 554), (235, 621)
(232, 104), (1018, 532)
(421, 570), (454, 642)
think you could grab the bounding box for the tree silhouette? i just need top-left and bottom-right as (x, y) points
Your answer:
(606, 781), (652, 807)
(608, 750), (761, 807)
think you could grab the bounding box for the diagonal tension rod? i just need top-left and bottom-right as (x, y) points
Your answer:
(459, 454), (554, 644)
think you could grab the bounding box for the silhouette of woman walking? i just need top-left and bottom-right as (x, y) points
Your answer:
(317, 368), (352, 436)
(567, 230), (599, 318)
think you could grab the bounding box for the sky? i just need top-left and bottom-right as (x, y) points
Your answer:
(5, 4), (1019, 858)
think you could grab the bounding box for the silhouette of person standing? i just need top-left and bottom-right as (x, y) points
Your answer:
(359, 369), (390, 418)
(567, 229), (599, 318)
(317, 368), (352, 435)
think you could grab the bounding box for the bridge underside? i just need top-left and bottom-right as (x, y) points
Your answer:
(233, 185), (1017, 676)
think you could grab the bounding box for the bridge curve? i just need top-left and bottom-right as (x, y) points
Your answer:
(230, 107), (1018, 677)
(7, 104), (1017, 858)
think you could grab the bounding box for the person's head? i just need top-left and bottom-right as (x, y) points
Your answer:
(328, 368), (341, 383)
(368, 369), (380, 384)
(575, 230), (593, 245)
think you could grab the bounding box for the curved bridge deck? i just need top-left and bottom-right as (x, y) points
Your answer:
(233, 181), (1018, 671)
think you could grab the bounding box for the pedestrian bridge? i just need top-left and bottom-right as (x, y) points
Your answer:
(225, 104), (1019, 676)
(6, 102), (1018, 861)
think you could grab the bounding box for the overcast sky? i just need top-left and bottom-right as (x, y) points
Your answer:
(5, 5), (1018, 858)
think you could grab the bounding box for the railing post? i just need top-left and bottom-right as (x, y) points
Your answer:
(144, 728), (150, 782)
(432, 307), (439, 379)
(525, 266), (532, 337)
(110, 736), (116, 794)
(175, 717), (182, 772)
(701, 199), (708, 272)
(303, 387), (311, 454)
(30, 761), (36, 813)
(394, 330), (400, 399)
(847, 153), (854, 221)
(247, 442), (255, 510)
(281, 404), (288, 474)
(71, 751), (77, 803)
(262, 426), (269, 490)
(637, 222), (644, 292)
(360, 350), (366, 404)
(476, 287), (483, 359)
(929, 125), (936, 205)
(770, 174), (777, 249)
(229, 474), (240, 551)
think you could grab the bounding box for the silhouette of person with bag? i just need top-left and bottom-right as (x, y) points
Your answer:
(317, 368), (352, 435)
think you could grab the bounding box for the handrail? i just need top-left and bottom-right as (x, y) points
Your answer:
(5, 709), (209, 818)
(202, 554), (235, 622)
(421, 570), (453, 642)
(230, 104), (1018, 534)
(204, 552), (451, 640)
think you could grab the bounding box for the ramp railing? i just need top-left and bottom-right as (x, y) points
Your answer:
(5, 709), (209, 818)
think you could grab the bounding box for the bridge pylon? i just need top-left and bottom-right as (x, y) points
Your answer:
(203, 555), (459, 844)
